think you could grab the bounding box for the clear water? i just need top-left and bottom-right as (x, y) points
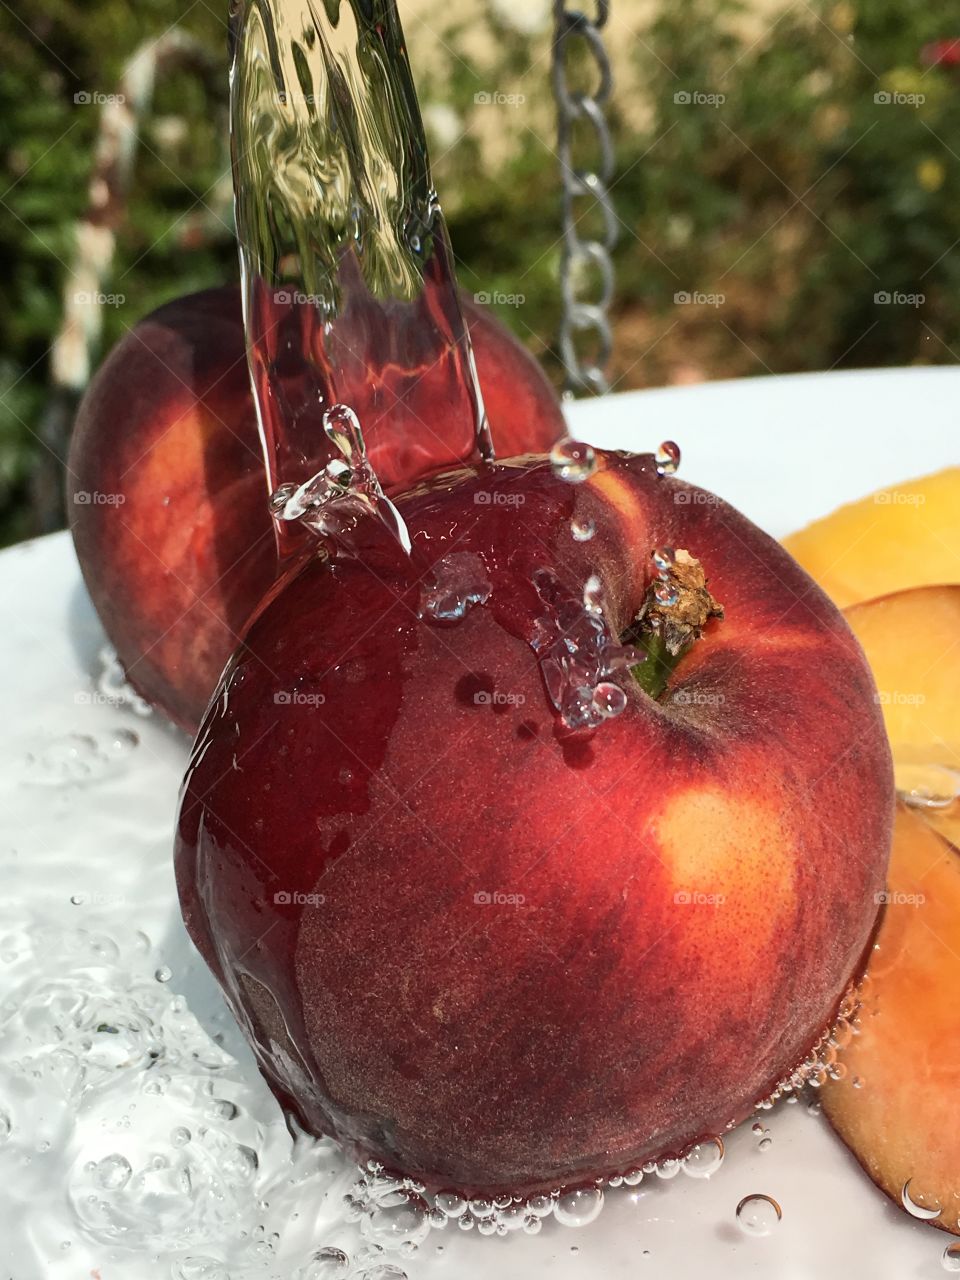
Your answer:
(228, 0), (491, 559)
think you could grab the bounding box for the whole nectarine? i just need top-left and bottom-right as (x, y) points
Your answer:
(175, 450), (893, 1195)
(67, 286), (564, 731)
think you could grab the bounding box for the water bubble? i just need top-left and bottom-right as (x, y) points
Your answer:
(896, 763), (960, 810)
(95, 1153), (132, 1191)
(942, 1243), (960, 1272)
(209, 1099), (239, 1121)
(759, 1136), (773, 1151)
(901, 1179), (941, 1220)
(155, 965), (172, 983)
(655, 440), (681, 476)
(524, 1193), (553, 1217)
(468, 1196), (494, 1219)
(299, 1249), (350, 1280)
(354, 1267), (408, 1280)
(522, 1215), (543, 1234)
(171, 1126), (192, 1147)
(593, 682), (627, 719)
(654, 581), (679, 608)
(554, 1186), (604, 1228)
(435, 1190), (466, 1218)
(736, 1194), (782, 1236)
(681, 1137), (724, 1178)
(550, 438), (597, 484)
(571, 516), (596, 542)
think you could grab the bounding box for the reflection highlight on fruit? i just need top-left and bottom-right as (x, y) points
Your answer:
(821, 805), (960, 1235)
(782, 467), (960, 608)
(67, 286), (565, 732)
(175, 449), (893, 1196)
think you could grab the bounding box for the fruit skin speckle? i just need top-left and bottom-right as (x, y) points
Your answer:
(176, 451), (893, 1197)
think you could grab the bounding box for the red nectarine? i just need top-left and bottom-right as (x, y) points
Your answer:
(67, 286), (564, 731)
(175, 450), (893, 1195)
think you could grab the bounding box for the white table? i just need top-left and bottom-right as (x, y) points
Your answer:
(2, 367), (958, 1279)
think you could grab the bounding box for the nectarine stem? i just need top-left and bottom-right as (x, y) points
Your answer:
(625, 549), (723, 700)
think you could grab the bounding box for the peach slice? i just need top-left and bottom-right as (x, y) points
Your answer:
(821, 804), (960, 1233)
(783, 468), (960, 608)
(842, 585), (960, 776)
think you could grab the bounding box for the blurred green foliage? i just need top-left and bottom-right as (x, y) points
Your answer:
(1, 0), (958, 544)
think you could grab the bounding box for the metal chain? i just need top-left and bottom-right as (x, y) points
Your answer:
(551, 0), (618, 396)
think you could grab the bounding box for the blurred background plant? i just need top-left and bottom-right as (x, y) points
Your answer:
(1, 0), (958, 543)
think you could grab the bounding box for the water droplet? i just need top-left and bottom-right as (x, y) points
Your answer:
(419, 552), (491, 624)
(593, 682), (627, 719)
(550, 438), (597, 484)
(942, 1242), (960, 1272)
(299, 1249), (351, 1280)
(353, 1264), (407, 1280)
(571, 516), (596, 542)
(435, 1190), (466, 1218)
(736, 1194), (782, 1236)
(652, 546), (676, 576)
(554, 1186), (604, 1228)
(896, 763), (960, 810)
(682, 1137), (724, 1178)
(95, 1153), (132, 1191)
(901, 1179), (941, 1220)
(654, 581), (679, 607)
(154, 965), (172, 983)
(655, 440), (681, 476)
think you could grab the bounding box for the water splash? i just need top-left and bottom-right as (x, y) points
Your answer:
(22, 729), (139, 788)
(530, 569), (640, 730)
(229, 0), (491, 561)
(270, 406), (412, 557)
(419, 552), (492, 624)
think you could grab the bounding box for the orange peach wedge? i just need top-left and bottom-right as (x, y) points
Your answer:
(821, 804), (960, 1234)
(843, 585), (960, 783)
(783, 468), (960, 608)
